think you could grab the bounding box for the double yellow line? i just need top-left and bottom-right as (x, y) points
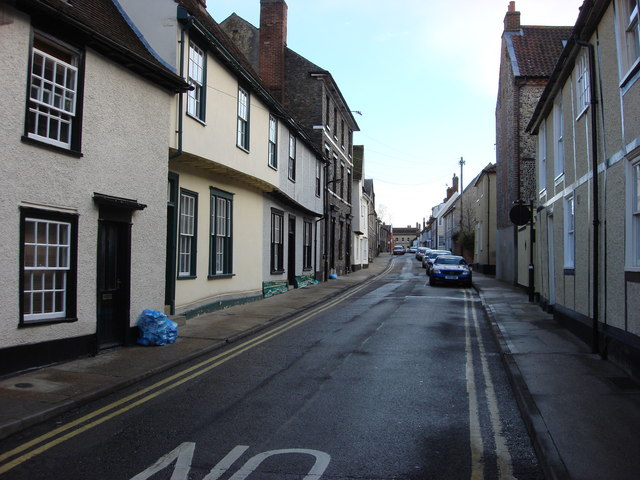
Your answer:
(463, 289), (514, 480)
(0, 265), (391, 475)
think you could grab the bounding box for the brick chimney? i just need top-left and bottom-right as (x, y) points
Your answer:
(504, 1), (521, 32)
(259, 0), (287, 102)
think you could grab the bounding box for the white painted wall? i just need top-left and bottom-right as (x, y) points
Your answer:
(0, 8), (172, 347)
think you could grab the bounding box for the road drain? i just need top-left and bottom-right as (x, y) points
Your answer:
(607, 377), (640, 392)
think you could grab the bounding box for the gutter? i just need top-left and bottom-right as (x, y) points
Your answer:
(169, 9), (194, 160)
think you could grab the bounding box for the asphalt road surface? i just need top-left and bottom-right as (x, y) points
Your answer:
(0, 255), (542, 479)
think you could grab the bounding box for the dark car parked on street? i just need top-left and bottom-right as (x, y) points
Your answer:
(428, 255), (472, 287)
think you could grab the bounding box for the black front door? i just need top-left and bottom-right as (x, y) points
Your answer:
(288, 216), (296, 285)
(97, 214), (131, 349)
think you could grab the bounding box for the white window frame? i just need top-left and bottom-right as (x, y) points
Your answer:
(576, 52), (590, 116)
(315, 160), (322, 197)
(627, 156), (640, 269)
(23, 218), (71, 321)
(237, 87), (249, 150)
(538, 119), (547, 193)
(20, 207), (77, 326)
(553, 96), (565, 180)
(634, 161), (640, 267)
(187, 42), (205, 121)
(268, 115), (278, 169)
(178, 190), (197, 277)
(564, 193), (575, 269)
(27, 37), (78, 149)
(616, 0), (640, 80)
(288, 134), (296, 181)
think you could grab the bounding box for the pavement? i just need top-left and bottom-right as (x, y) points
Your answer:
(0, 252), (639, 479)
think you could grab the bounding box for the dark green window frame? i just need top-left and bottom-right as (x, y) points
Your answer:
(178, 188), (198, 279)
(271, 209), (284, 273)
(209, 187), (233, 277)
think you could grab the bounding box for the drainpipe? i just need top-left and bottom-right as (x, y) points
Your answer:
(576, 38), (600, 355)
(487, 172), (491, 268)
(170, 9), (194, 159)
(323, 160), (329, 281)
(314, 215), (323, 281)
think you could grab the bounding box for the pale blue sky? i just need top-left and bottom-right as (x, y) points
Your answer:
(207, 0), (584, 227)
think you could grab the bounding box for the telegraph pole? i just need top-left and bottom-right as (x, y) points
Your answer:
(459, 157), (465, 256)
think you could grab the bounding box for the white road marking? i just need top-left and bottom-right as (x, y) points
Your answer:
(131, 445), (330, 480)
(228, 448), (331, 480)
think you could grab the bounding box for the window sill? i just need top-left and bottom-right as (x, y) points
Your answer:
(19, 316), (78, 328)
(271, 270), (285, 275)
(575, 106), (589, 122)
(208, 273), (234, 279)
(236, 145), (250, 153)
(625, 270), (640, 282)
(177, 275), (197, 280)
(554, 173), (565, 187)
(186, 113), (207, 126)
(620, 58), (640, 90)
(563, 268), (575, 276)
(268, 163), (278, 171)
(21, 136), (83, 158)
(539, 188), (547, 201)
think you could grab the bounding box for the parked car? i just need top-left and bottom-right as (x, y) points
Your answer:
(407, 246), (417, 254)
(428, 255), (472, 286)
(423, 249), (451, 272)
(415, 247), (430, 261)
(393, 246), (406, 255)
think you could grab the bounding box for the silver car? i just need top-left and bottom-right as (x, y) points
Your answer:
(423, 249), (452, 274)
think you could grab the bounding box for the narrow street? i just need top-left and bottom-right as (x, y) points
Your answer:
(0, 256), (541, 479)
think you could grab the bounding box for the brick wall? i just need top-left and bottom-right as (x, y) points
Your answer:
(259, 0), (287, 102)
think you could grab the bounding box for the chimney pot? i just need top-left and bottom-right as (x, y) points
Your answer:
(504, 1), (521, 32)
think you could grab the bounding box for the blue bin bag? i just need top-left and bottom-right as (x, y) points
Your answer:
(136, 309), (178, 346)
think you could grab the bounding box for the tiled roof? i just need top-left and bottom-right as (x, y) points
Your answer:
(510, 26), (574, 77)
(16, 0), (188, 91)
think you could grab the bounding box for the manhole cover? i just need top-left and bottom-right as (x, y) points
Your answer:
(14, 383), (33, 389)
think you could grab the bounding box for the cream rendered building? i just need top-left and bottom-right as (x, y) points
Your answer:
(473, 164), (497, 274)
(119, 0), (324, 316)
(351, 146), (369, 271)
(528, 0), (640, 378)
(0, 0), (187, 374)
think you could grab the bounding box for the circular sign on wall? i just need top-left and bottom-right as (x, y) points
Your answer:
(509, 204), (531, 226)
